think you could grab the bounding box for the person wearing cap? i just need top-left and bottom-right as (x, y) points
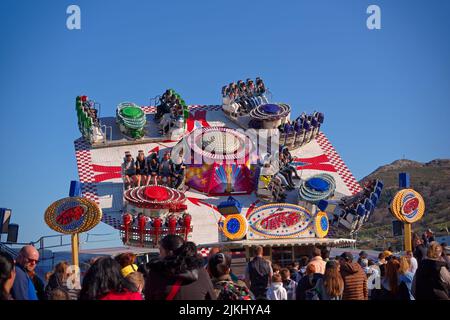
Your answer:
(122, 152), (136, 189)
(135, 150), (148, 187)
(357, 251), (368, 268)
(338, 252), (368, 300)
(422, 229), (435, 247)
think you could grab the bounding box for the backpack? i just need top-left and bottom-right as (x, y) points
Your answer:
(215, 280), (254, 301)
(304, 278), (322, 300)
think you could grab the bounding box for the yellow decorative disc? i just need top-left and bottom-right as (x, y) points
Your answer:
(45, 197), (102, 234)
(221, 214), (248, 240)
(314, 211), (329, 238)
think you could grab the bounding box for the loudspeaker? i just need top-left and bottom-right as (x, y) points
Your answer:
(392, 220), (403, 237)
(69, 180), (82, 197)
(6, 223), (19, 243)
(399, 173), (410, 189)
(1, 208), (12, 234)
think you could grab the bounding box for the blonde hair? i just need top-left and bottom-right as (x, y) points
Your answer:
(323, 262), (344, 298)
(427, 242), (443, 259)
(127, 271), (145, 291)
(399, 256), (410, 274)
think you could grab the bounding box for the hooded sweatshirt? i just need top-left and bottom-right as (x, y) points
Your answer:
(266, 282), (287, 300)
(144, 260), (216, 300)
(340, 262), (368, 300)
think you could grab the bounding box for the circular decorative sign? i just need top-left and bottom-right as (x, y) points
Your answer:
(314, 211), (329, 238)
(45, 197), (102, 234)
(222, 214), (248, 240)
(247, 203), (312, 239)
(390, 189), (425, 223)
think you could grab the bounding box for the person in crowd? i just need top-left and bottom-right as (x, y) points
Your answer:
(321, 249), (330, 262)
(159, 153), (172, 186)
(0, 251), (15, 300)
(245, 246), (272, 300)
(79, 257), (142, 300)
(413, 241), (450, 300)
(137, 262), (150, 279)
(280, 268), (297, 300)
(308, 247), (326, 274)
(367, 259), (381, 299)
(358, 251), (368, 267)
(135, 150), (148, 187)
(380, 257), (400, 299)
(414, 235), (428, 265)
(318, 260), (344, 300)
(126, 272), (145, 297)
(272, 264), (281, 276)
(208, 253), (253, 300)
(122, 152), (137, 189)
(440, 243), (450, 270)
(11, 245), (40, 300)
(115, 252), (139, 278)
(359, 258), (370, 275)
(49, 287), (71, 300)
(298, 256), (310, 278)
(377, 252), (387, 279)
(398, 256), (415, 300)
(339, 252), (368, 300)
(288, 262), (300, 283)
(296, 264), (323, 300)
(145, 235), (216, 300)
(406, 250), (418, 274)
(45, 261), (79, 300)
(266, 274), (287, 300)
(422, 229), (435, 247)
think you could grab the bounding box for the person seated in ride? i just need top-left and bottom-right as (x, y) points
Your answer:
(159, 153), (172, 186)
(122, 152), (137, 189)
(135, 150), (148, 187)
(246, 78), (255, 96)
(147, 156), (160, 185)
(171, 161), (185, 189)
(256, 77), (265, 94)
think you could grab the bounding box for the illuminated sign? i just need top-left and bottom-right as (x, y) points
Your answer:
(247, 203), (313, 239)
(45, 197), (102, 234)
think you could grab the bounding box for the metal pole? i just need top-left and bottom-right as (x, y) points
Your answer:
(404, 224), (412, 252)
(71, 233), (79, 267)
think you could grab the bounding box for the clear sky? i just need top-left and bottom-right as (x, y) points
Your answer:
(1, 0), (449, 248)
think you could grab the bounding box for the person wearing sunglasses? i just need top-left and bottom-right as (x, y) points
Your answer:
(11, 245), (43, 300)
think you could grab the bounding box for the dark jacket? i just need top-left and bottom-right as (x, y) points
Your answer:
(11, 265), (38, 300)
(414, 244), (427, 265)
(340, 262), (368, 300)
(296, 273), (323, 300)
(246, 257), (271, 298)
(144, 260), (216, 300)
(414, 259), (449, 300)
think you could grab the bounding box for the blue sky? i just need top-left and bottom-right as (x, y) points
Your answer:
(0, 0), (449, 248)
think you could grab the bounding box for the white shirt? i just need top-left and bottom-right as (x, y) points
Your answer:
(408, 256), (418, 275)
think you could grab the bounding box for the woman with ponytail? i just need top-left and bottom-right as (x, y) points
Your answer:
(144, 235), (216, 300)
(0, 251), (16, 300)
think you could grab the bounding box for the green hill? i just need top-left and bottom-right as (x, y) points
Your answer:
(350, 159), (450, 250)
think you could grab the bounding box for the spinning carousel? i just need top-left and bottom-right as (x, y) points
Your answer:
(72, 77), (384, 265)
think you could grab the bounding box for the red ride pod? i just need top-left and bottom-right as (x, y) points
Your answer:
(168, 216), (177, 235)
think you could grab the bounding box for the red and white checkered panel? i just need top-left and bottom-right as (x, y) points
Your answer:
(101, 213), (122, 230)
(141, 105), (222, 115)
(316, 133), (362, 195)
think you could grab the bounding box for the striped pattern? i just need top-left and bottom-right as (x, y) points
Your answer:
(316, 133), (362, 195)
